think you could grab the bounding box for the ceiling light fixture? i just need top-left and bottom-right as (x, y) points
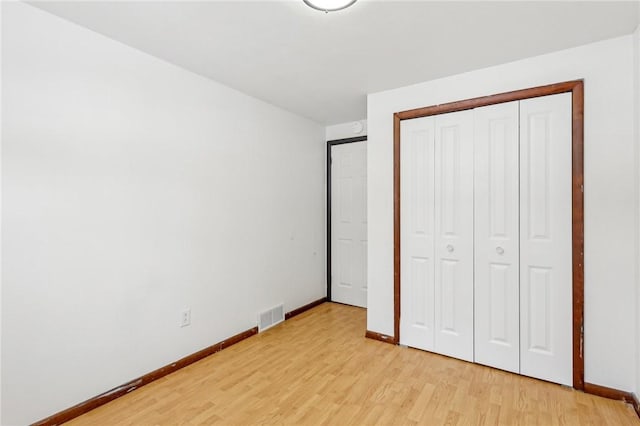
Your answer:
(303, 0), (357, 13)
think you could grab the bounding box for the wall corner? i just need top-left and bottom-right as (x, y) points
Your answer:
(634, 22), (640, 399)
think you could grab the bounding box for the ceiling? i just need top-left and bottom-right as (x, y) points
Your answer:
(31, 1), (640, 125)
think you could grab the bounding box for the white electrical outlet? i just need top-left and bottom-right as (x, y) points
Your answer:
(180, 308), (191, 327)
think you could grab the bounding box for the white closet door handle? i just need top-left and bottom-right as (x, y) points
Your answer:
(446, 244), (454, 253)
(496, 247), (505, 255)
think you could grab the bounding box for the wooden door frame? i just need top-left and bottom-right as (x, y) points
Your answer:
(392, 80), (584, 390)
(327, 136), (368, 302)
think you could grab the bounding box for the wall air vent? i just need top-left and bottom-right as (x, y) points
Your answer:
(258, 304), (285, 332)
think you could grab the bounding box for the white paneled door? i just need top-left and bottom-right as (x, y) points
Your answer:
(331, 141), (367, 308)
(400, 110), (474, 362)
(474, 101), (520, 373)
(399, 92), (573, 386)
(519, 93), (573, 386)
(400, 116), (436, 351)
(433, 110), (475, 362)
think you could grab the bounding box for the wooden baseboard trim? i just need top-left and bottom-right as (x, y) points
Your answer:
(33, 299), (328, 426)
(284, 297), (327, 320)
(584, 382), (640, 418)
(365, 330), (397, 345)
(32, 326), (258, 426)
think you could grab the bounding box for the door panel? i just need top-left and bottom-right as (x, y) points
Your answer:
(331, 141), (367, 308)
(400, 117), (436, 351)
(474, 101), (520, 373)
(519, 93), (572, 386)
(434, 110), (474, 362)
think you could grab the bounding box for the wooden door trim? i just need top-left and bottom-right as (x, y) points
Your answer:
(327, 136), (367, 302)
(392, 80), (585, 390)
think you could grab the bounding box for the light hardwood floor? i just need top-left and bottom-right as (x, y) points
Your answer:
(68, 302), (639, 425)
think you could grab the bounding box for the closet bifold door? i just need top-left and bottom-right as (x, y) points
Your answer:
(400, 116), (436, 351)
(433, 110), (474, 362)
(473, 101), (520, 373)
(519, 93), (573, 386)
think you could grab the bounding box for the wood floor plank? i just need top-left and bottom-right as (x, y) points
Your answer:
(67, 303), (639, 425)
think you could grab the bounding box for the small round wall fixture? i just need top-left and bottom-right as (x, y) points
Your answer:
(303, 0), (357, 13)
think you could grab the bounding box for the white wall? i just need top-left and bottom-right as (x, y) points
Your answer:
(0, 1), (4, 423)
(368, 35), (637, 392)
(1, 3), (325, 425)
(325, 120), (367, 141)
(635, 24), (640, 399)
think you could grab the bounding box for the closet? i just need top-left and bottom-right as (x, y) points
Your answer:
(399, 92), (573, 386)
